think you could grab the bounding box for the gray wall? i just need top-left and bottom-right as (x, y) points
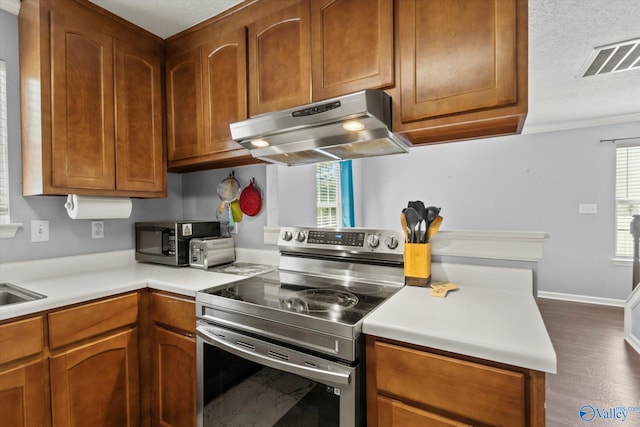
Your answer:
(181, 164), (268, 250)
(273, 121), (640, 300)
(360, 121), (640, 300)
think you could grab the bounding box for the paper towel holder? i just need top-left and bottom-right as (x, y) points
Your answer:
(64, 194), (133, 219)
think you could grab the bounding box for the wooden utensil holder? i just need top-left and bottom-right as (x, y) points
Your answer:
(404, 243), (431, 286)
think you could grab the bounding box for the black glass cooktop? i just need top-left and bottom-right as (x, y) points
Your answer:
(204, 270), (400, 326)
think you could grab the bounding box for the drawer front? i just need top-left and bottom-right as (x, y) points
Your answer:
(377, 395), (472, 427)
(0, 316), (44, 365)
(49, 292), (139, 350)
(151, 292), (195, 334)
(374, 341), (525, 426)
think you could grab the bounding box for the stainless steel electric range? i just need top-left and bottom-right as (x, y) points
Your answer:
(195, 226), (405, 427)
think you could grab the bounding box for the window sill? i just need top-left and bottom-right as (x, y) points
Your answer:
(0, 223), (23, 239)
(612, 257), (633, 266)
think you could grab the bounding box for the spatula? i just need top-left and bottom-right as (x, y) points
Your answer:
(427, 215), (443, 241)
(400, 211), (409, 243)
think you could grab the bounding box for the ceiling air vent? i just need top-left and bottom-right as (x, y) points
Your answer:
(582, 38), (640, 77)
(581, 37), (640, 77)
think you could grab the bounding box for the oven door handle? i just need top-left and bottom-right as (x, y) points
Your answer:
(197, 326), (351, 386)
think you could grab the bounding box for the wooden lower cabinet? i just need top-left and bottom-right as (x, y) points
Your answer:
(366, 336), (546, 427)
(0, 359), (49, 427)
(0, 315), (48, 427)
(149, 291), (196, 427)
(49, 328), (140, 427)
(0, 290), (200, 427)
(151, 326), (196, 427)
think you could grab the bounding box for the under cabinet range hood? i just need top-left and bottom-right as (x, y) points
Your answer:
(229, 90), (411, 166)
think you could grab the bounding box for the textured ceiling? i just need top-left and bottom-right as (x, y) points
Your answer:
(86, 0), (640, 134)
(89, 0), (243, 39)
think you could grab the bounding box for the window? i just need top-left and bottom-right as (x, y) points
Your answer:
(0, 60), (10, 225)
(317, 162), (341, 227)
(615, 144), (640, 257)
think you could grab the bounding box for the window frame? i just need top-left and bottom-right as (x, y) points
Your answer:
(0, 59), (10, 225)
(615, 143), (640, 258)
(316, 162), (342, 228)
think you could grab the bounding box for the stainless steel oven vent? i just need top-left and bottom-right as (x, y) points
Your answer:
(581, 37), (640, 77)
(229, 90), (411, 166)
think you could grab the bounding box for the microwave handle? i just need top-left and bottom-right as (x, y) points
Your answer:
(161, 229), (171, 255)
(196, 326), (351, 386)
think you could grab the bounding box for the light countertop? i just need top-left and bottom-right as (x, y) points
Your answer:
(1, 250), (556, 374)
(363, 285), (557, 373)
(0, 262), (244, 321)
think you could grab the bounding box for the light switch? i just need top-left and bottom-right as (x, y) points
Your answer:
(579, 203), (598, 214)
(31, 220), (50, 242)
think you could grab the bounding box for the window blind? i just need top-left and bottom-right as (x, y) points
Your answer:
(316, 162), (341, 227)
(0, 60), (10, 224)
(615, 144), (640, 257)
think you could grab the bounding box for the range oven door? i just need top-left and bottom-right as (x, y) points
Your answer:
(196, 322), (362, 427)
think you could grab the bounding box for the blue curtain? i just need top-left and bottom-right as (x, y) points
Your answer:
(340, 160), (355, 227)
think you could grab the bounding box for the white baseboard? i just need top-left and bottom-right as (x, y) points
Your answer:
(538, 291), (625, 307)
(626, 334), (640, 355)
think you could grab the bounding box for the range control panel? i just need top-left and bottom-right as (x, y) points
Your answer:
(278, 226), (404, 258)
(307, 230), (365, 246)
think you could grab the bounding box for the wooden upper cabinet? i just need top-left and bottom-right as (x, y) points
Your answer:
(398, 0), (517, 122)
(50, 10), (116, 191)
(114, 40), (165, 193)
(19, 0), (166, 197)
(248, 0), (311, 115)
(166, 28), (253, 171)
(203, 28), (248, 156)
(166, 47), (205, 162)
(310, 0), (393, 101)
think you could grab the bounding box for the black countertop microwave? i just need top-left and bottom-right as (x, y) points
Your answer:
(135, 221), (222, 266)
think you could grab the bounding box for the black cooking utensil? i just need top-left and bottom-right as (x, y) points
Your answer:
(425, 206), (441, 242)
(408, 201), (426, 242)
(404, 207), (419, 243)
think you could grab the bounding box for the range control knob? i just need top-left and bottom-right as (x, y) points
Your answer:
(294, 231), (306, 242)
(367, 234), (380, 248)
(385, 235), (399, 249)
(282, 231), (293, 241)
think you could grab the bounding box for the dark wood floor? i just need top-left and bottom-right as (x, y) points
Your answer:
(537, 298), (640, 426)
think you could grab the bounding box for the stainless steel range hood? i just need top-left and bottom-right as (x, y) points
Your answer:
(229, 90), (411, 166)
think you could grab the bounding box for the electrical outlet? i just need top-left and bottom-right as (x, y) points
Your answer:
(31, 220), (50, 242)
(92, 221), (104, 239)
(230, 222), (239, 234)
(579, 203), (598, 214)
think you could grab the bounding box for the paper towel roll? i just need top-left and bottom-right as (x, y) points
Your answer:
(65, 195), (133, 219)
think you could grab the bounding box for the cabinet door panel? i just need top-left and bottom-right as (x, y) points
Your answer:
(50, 328), (140, 427)
(311, 0), (393, 100)
(399, 0), (517, 122)
(204, 28), (248, 155)
(115, 40), (165, 193)
(166, 47), (204, 161)
(0, 360), (48, 427)
(50, 10), (115, 190)
(152, 326), (196, 427)
(249, 1), (311, 115)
